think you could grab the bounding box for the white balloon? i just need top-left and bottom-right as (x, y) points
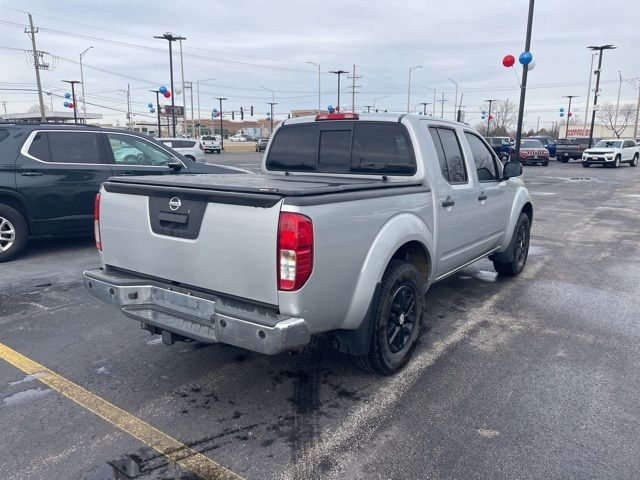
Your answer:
(174, 87), (182, 95)
(527, 60), (536, 71)
(78, 96), (84, 102)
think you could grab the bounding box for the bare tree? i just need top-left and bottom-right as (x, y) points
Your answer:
(480, 99), (518, 135)
(597, 102), (636, 138)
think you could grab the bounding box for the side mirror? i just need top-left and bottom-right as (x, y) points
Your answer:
(503, 160), (523, 179)
(168, 159), (183, 172)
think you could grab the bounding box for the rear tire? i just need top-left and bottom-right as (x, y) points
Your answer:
(493, 212), (530, 277)
(631, 154), (638, 167)
(542, 159), (549, 166)
(613, 155), (621, 168)
(0, 205), (28, 263)
(353, 260), (424, 375)
(582, 163), (590, 168)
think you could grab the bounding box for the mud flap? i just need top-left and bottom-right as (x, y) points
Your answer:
(332, 283), (381, 356)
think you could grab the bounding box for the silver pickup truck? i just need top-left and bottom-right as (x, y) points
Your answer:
(84, 113), (532, 374)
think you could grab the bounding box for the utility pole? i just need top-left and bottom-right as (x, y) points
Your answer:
(348, 65), (362, 112)
(154, 32), (185, 137)
(150, 89), (161, 138)
(614, 71), (623, 134)
(79, 46), (93, 124)
(419, 102), (431, 115)
(407, 65), (422, 113)
(214, 97), (226, 150)
(587, 44), (616, 148)
(439, 92), (448, 118)
(196, 78), (215, 138)
(485, 99), (498, 136)
(62, 80), (81, 124)
(25, 13), (46, 122)
(514, 0), (535, 159)
(1, 101), (7, 115)
(629, 78), (640, 140)
(562, 95), (578, 138)
(184, 81), (194, 136)
(329, 70), (347, 110)
(363, 105), (373, 113)
(178, 37), (187, 135)
(267, 102), (277, 134)
(584, 52), (596, 134)
(307, 62), (321, 114)
(449, 78), (459, 120)
(536, 115), (540, 132)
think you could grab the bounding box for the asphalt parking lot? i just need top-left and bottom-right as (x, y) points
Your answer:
(1, 156), (640, 480)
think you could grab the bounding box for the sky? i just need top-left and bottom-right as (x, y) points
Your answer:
(0, 0), (639, 132)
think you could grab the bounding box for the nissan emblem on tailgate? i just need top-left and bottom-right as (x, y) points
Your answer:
(169, 197), (182, 211)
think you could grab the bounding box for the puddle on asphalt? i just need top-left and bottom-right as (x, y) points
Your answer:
(3, 387), (52, 406)
(146, 338), (163, 345)
(89, 458), (141, 480)
(626, 194), (640, 198)
(96, 366), (109, 374)
(475, 270), (498, 282)
(531, 191), (557, 196)
(8, 373), (45, 386)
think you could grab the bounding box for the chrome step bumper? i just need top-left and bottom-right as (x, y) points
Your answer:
(83, 268), (310, 355)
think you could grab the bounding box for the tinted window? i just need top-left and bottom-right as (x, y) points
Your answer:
(266, 124), (317, 171)
(47, 132), (103, 164)
(522, 139), (543, 148)
(106, 133), (174, 166)
(319, 130), (351, 172)
(465, 132), (498, 181)
(201, 136), (215, 141)
(594, 140), (622, 148)
(351, 123), (415, 174)
(162, 140), (196, 148)
(430, 127), (467, 184)
(27, 132), (50, 161)
(0, 129), (8, 143)
(575, 138), (590, 146)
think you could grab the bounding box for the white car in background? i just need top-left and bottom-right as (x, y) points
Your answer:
(201, 135), (221, 154)
(157, 137), (206, 162)
(229, 134), (247, 142)
(582, 139), (639, 168)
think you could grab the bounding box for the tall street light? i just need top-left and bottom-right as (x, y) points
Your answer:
(267, 102), (277, 134)
(449, 78), (459, 121)
(583, 52), (597, 134)
(149, 89), (161, 137)
(513, 0), (535, 160)
(419, 102), (431, 115)
(374, 95), (389, 112)
(260, 86), (275, 104)
(307, 62), (321, 114)
(614, 70), (623, 133)
(79, 46), (93, 124)
(407, 65), (422, 113)
(587, 44), (616, 148)
(214, 97), (227, 150)
(484, 99), (498, 136)
(154, 32), (185, 137)
(329, 70), (348, 110)
(562, 95), (578, 138)
(196, 78), (215, 138)
(421, 87), (437, 116)
(62, 80), (81, 124)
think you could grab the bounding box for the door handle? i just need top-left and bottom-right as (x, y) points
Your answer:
(441, 196), (455, 208)
(478, 192), (488, 201)
(21, 171), (43, 177)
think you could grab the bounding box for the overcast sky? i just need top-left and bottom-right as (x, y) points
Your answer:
(1, 0), (639, 131)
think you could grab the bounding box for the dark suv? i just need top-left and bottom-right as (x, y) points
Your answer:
(0, 123), (247, 262)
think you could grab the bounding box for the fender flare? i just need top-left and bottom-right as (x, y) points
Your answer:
(493, 187), (533, 259)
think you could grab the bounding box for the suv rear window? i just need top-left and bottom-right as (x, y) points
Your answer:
(266, 121), (416, 175)
(162, 140), (196, 148)
(27, 131), (104, 164)
(201, 136), (215, 141)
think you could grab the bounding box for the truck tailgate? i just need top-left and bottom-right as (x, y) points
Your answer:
(99, 180), (283, 306)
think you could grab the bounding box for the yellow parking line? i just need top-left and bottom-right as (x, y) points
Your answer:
(0, 342), (243, 480)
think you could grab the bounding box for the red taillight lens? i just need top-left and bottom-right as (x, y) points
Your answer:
(277, 212), (313, 291)
(94, 193), (102, 251)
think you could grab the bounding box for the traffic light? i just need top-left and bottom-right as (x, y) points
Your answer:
(240, 107), (244, 120)
(250, 105), (253, 116)
(232, 110), (235, 120)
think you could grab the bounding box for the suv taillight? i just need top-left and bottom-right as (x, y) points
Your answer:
(94, 193), (102, 251)
(278, 212), (313, 291)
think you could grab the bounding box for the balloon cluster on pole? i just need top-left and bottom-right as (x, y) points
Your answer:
(159, 85), (171, 99)
(327, 104), (335, 113)
(502, 51), (535, 72)
(559, 107), (565, 118)
(212, 107), (220, 118)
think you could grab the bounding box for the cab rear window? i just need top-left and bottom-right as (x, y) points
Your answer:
(266, 121), (416, 175)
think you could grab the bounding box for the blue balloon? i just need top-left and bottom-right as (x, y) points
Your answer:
(481, 115), (486, 120)
(559, 107), (565, 112)
(559, 112), (565, 117)
(327, 104), (333, 110)
(159, 86), (167, 94)
(481, 110), (486, 115)
(63, 101), (69, 107)
(212, 108), (218, 113)
(64, 92), (71, 99)
(267, 112), (271, 116)
(519, 51), (533, 65)
(147, 102), (153, 108)
(150, 107), (156, 113)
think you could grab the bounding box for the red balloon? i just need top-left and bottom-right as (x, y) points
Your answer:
(502, 54), (515, 68)
(68, 102), (74, 109)
(164, 91), (171, 98)
(489, 114), (494, 120)
(567, 112), (573, 117)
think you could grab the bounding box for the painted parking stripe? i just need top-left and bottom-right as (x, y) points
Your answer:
(0, 342), (243, 480)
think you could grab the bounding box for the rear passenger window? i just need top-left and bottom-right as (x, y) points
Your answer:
(27, 132), (51, 161)
(351, 123), (415, 174)
(267, 124), (317, 171)
(465, 133), (498, 181)
(47, 132), (103, 164)
(429, 127), (467, 184)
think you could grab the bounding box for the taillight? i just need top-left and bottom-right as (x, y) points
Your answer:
(94, 193), (102, 251)
(277, 212), (313, 291)
(315, 113), (359, 121)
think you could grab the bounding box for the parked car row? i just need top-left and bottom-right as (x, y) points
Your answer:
(0, 123), (247, 262)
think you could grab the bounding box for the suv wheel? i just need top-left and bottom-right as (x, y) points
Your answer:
(613, 155), (621, 168)
(631, 154), (638, 167)
(353, 260), (424, 375)
(493, 212), (530, 276)
(0, 205), (28, 262)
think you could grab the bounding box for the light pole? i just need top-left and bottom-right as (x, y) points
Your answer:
(62, 80), (81, 124)
(584, 52), (597, 134)
(562, 95), (578, 138)
(484, 99), (498, 136)
(196, 78), (215, 138)
(307, 62), (321, 114)
(79, 46), (93, 124)
(614, 70), (623, 134)
(329, 70), (348, 110)
(260, 86), (275, 104)
(629, 78), (640, 140)
(587, 44), (616, 148)
(363, 105), (374, 113)
(374, 95), (389, 112)
(419, 102), (431, 115)
(149, 89), (161, 137)
(214, 97), (227, 149)
(407, 65), (422, 113)
(513, 0), (535, 159)
(154, 32), (185, 137)
(267, 102), (277, 134)
(178, 37), (187, 135)
(449, 78), (459, 120)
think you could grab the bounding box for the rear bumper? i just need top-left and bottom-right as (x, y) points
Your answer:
(83, 268), (310, 355)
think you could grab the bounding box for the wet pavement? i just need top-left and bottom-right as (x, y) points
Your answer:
(1, 160), (639, 479)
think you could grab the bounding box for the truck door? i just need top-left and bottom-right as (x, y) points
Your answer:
(429, 126), (485, 278)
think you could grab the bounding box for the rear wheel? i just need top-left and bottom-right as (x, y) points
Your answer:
(631, 154), (638, 167)
(0, 205), (28, 263)
(493, 212), (530, 277)
(353, 260), (424, 375)
(542, 159), (549, 166)
(582, 162), (590, 168)
(613, 155), (621, 168)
